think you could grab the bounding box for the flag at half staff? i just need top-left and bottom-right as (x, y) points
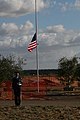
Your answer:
(28, 33), (37, 52)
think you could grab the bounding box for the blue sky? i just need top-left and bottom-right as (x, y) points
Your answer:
(0, 0), (80, 70)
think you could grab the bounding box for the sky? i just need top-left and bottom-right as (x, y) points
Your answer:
(0, 0), (80, 70)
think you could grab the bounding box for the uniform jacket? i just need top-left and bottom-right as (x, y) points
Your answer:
(12, 76), (22, 90)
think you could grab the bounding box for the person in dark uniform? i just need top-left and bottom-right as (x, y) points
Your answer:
(12, 72), (22, 106)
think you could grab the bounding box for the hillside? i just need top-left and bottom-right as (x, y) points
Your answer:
(0, 69), (79, 100)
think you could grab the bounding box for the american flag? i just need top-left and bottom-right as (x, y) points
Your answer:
(28, 33), (37, 52)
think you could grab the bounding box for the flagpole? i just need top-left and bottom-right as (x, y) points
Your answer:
(35, 0), (39, 93)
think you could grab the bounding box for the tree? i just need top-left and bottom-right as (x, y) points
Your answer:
(57, 56), (78, 90)
(0, 54), (23, 82)
(74, 63), (80, 87)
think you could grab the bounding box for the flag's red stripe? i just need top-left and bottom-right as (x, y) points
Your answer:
(28, 41), (37, 51)
(28, 44), (37, 50)
(28, 41), (37, 47)
(28, 42), (37, 48)
(28, 44), (37, 49)
(28, 45), (37, 49)
(29, 41), (37, 45)
(28, 46), (37, 52)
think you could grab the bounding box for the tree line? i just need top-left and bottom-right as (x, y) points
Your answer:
(0, 54), (80, 90)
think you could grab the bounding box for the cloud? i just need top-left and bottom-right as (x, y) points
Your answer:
(40, 25), (79, 48)
(0, 0), (48, 17)
(74, 0), (80, 9)
(0, 21), (34, 48)
(49, 0), (80, 12)
(47, 1), (73, 12)
(58, 0), (80, 11)
(21, 21), (33, 33)
(37, 24), (80, 69)
(0, 21), (80, 69)
(46, 25), (65, 33)
(0, 23), (19, 36)
(0, 37), (11, 47)
(69, 33), (80, 46)
(0, 22), (80, 50)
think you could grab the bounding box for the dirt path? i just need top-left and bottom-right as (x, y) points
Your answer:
(0, 96), (80, 107)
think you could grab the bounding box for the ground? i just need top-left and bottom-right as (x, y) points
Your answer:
(0, 96), (80, 120)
